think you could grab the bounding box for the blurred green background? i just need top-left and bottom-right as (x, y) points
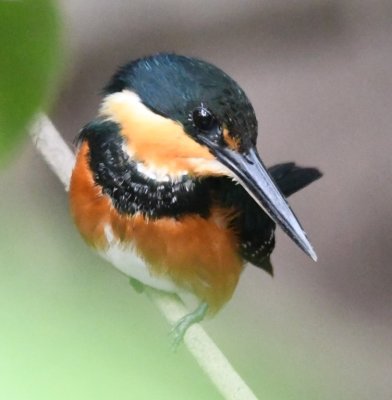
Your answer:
(0, 0), (60, 163)
(1, 1), (391, 399)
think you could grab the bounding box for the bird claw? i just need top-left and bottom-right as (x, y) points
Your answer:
(169, 319), (188, 351)
(168, 302), (209, 351)
(169, 314), (195, 351)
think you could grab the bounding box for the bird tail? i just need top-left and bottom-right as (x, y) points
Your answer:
(268, 163), (322, 197)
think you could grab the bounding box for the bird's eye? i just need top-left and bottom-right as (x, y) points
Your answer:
(192, 106), (219, 132)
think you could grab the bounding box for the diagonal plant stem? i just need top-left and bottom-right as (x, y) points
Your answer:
(30, 113), (258, 400)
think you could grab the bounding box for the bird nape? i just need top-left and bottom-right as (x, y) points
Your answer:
(69, 53), (322, 347)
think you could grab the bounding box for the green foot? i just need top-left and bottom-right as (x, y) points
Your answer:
(170, 302), (208, 351)
(129, 278), (145, 294)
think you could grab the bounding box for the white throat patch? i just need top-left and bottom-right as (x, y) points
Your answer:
(135, 161), (188, 183)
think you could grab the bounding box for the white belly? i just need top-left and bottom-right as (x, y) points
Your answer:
(100, 226), (199, 309)
(100, 225), (177, 291)
(99, 243), (178, 292)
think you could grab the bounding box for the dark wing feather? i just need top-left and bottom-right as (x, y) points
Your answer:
(269, 162), (322, 197)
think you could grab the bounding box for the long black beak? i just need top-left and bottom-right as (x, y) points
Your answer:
(201, 139), (317, 261)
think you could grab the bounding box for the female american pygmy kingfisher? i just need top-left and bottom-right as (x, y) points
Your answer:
(70, 53), (321, 345)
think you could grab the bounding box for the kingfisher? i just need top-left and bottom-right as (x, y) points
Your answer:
(69, 53), (321, 345)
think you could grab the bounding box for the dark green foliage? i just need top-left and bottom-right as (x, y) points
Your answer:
(0, 0), (61, 165)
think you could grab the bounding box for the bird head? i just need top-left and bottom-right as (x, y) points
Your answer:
(98, 53), (317, 260)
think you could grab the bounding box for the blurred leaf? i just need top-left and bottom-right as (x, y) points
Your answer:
(0, 0), (61, 165)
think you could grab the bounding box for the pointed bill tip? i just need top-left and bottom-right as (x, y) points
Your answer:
(304, 241), (318, 262)
(292, 224), (318, 262)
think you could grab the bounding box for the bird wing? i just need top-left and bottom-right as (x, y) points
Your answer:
(268, 162), (322, 197)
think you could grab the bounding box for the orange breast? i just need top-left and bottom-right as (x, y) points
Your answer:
(69, 143), (244, 312)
